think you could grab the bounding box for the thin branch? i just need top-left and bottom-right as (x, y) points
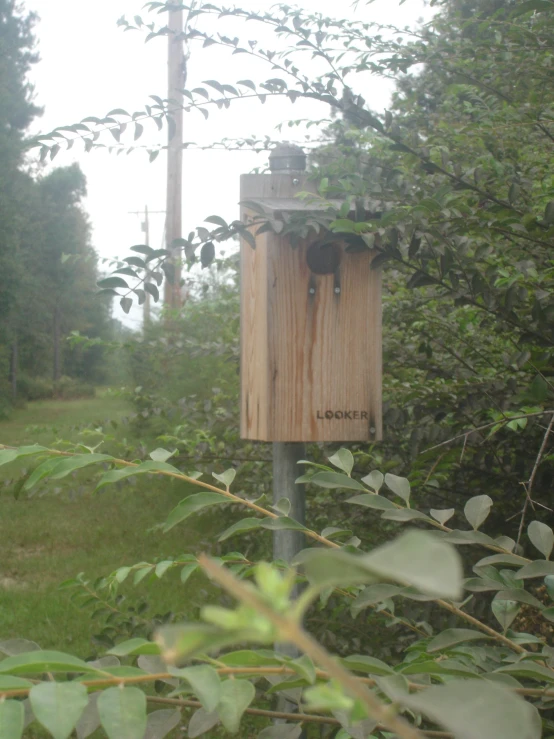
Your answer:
(197, 555), (426, 739)
(421, 410), (554, 454)
(516, 412), (554, 547)
(147, 695), (454, 737)
(436, 600), (527, 654)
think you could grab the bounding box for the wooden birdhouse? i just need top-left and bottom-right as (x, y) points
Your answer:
(240, 144), (382, 443)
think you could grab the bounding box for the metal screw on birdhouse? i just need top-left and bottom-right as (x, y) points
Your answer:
(334, 286), (341, 294)
(269, 143), (306, 173)
(309, 287), (316, 295)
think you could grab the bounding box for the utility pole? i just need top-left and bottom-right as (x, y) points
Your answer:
(142, 206), (151, 326)
(128, 206), (165, 329)
(164, 3), (185, 312)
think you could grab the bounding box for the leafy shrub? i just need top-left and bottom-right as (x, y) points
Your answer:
(0, 443), (552, 738)
(53, 375), (95, 400)
(17, 373), (54, 401)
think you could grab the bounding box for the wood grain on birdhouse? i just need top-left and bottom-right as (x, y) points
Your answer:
(240, 173), (382, 442)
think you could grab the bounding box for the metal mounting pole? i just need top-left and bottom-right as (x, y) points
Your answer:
(272, 442), (306, 578)
(269, 143), (308, 584)
(270, 146), (307, 732)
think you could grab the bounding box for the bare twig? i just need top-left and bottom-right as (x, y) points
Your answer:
(516, 412), (554, 547)
(421, 410), (554, 454)
(147, 695), (454, 737)
(198, 555), (426, 739)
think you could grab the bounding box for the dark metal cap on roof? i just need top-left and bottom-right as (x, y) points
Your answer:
(269, 143), (306, 173)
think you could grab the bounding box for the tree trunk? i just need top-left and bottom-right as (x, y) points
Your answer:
(53, 302), (61, 383)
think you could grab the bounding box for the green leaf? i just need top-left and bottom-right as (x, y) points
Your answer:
(473, 553), (525, 569)
(397, 680), (539, 739)
(97, 277), (128, 290)
(491, 599), (520, 630)
(164, 493), (229, 532)
(156, 624), (237, 663)
(95, 460), (182, 491)
(428, 629), (491, 652)
(302, 530), (462, 599)
(528, 521), (554, 559)
(351, 584), (405, 615)
(219, 516), (306, 542)
(98, 687), (147, 739)
(512, 0), (554, 17)
(108, 638), (160, 657)
(274, 497), (291, 516)
(400, 659), (479, 678)
(0, 700), (24, 739)
(346, 494), (396, 510)
(204, 215), (228, 228)
(494, 589), (544, 609)
(494, 662), (554, 683)
(340, 655), (394, 676)
(212, 469), (236, 488)
(305, 472), (366, 491)
(364, 530), (462, 599)
(464, 495), (493, 530)
(289, 654), (316, 684)
(258, 725), (302, 739)
(75, 693), (101, 739)
(180, 563), (198, 585)
(443, 530), (496, 546)
(201, 242), (215, 268)
(430, 508), (455, 525)
(320, 526), (352, 540)
(328, 449), (354, 476)
(144, 709), (181, 739)
(219, 518), (263, 541)
(298, 548), (379, 589)
(218, 650), (282, 668)
(50, 454), (112, 481)
(0, 676), (34, 690)
(23, 457), (66, 491)
(0, 638), (40, 656)
(381, 509), (430, 522)
(130, 244), (154, 255)
(361, 471), (384, 491)
(0, 445), (50, 468)
(169, 665), (221, 712)
(384, 473), (410, 502)
(30, 682), (88, 739)
(0, 651), (101, 675)
(120, 297), (133, 314)
(149, 448), (175, 463)
(516, 560), (554, 579)
(187, 707), (219, 738)
(217, 679), (255, 733)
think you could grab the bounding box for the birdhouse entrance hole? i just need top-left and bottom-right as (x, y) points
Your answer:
(306, 242), (342, 275)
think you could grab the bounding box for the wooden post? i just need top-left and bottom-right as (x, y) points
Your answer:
(164, 3), (184, 311)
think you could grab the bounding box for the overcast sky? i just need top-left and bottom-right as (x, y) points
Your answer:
(25, 0), (431, 328)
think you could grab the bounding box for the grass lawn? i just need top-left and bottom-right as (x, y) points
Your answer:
(0, 391), (273, 738)
(0, 390), (209, 657)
